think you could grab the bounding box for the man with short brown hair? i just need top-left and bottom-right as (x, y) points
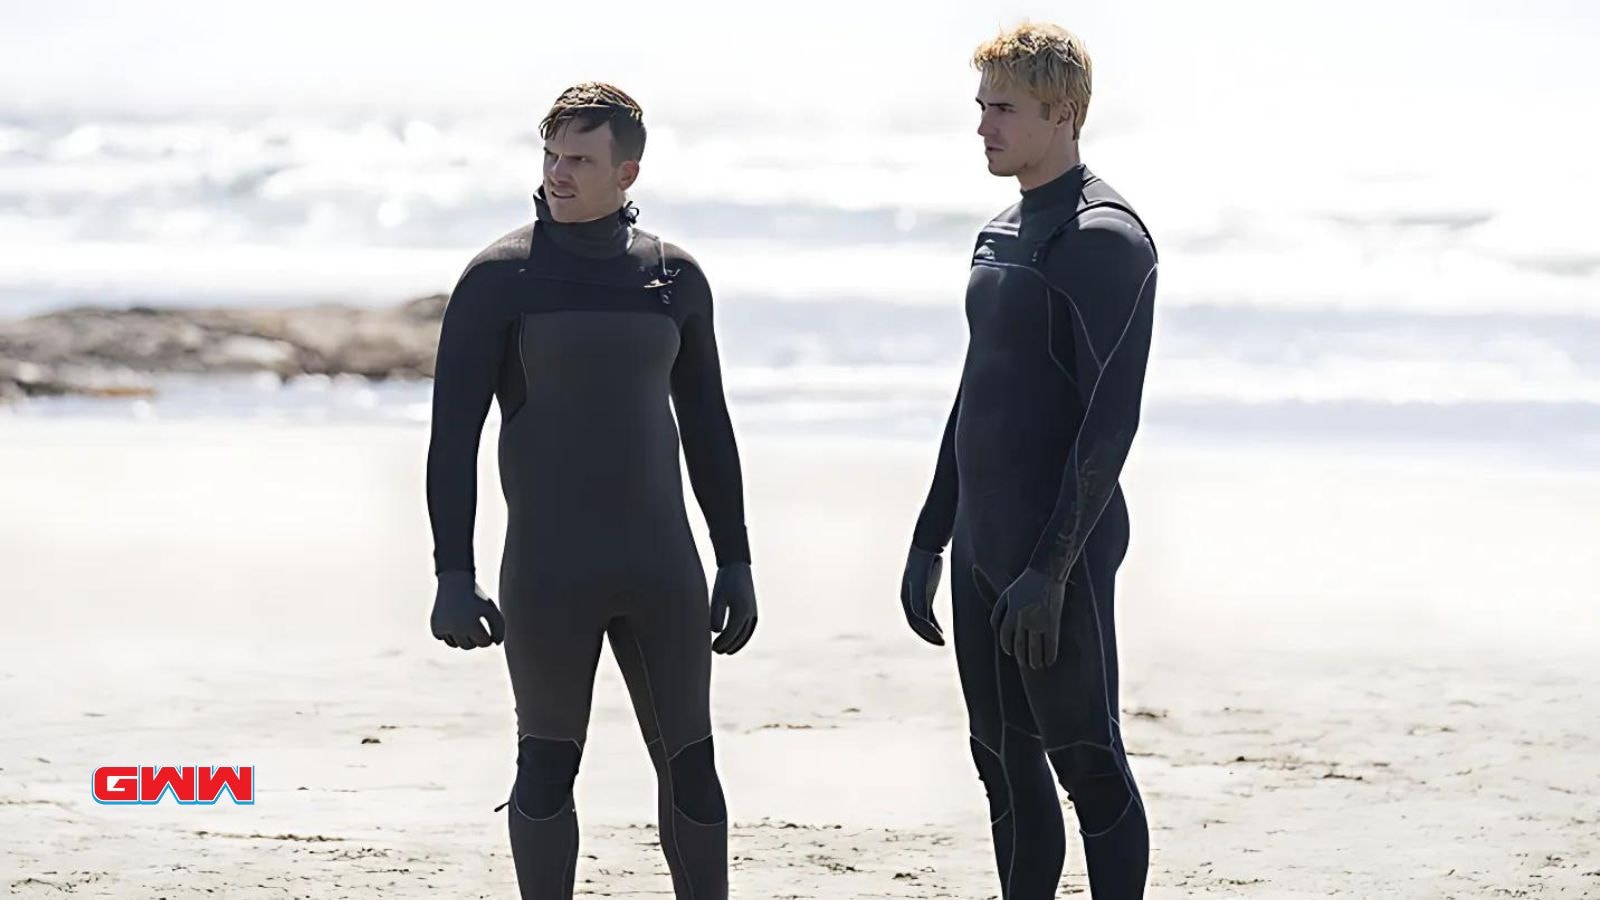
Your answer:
(426, 81), (757, 900)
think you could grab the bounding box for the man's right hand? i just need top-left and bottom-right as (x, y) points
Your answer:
(901, 547), (946, 646)
(431, 571), (505, 650)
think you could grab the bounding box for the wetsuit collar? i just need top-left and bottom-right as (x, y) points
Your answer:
(1019, 163), (1087, 215)
(532, 188), (638, 259)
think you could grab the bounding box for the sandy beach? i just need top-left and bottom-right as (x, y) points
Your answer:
(2, 419), (1597, 898)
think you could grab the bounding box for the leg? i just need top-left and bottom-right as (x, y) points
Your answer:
(1019, 548), (1148, 899)
(500, 568), (608, 900)
(609, 566), (727, 900)
(953, 526), (1067, 900)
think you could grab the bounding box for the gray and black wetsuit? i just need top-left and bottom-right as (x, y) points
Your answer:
(426, 193), (748, 900)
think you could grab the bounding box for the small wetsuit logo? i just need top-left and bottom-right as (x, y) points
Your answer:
(92, 766), (255, 805)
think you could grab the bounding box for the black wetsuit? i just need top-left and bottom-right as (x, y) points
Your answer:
(911, 165), (1158, 899)
(426, 193), (749, 899)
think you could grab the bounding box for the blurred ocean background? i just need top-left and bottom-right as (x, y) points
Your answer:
(3, 0), (1598, 463)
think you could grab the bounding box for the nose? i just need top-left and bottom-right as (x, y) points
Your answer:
(976, 114), (996, 139)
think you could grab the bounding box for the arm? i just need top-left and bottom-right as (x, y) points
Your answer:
(425, 263), (509, 577)
(911, 385), (961, 553)
(1025, 217), (1158, 584)
(668, 257), (752, 568)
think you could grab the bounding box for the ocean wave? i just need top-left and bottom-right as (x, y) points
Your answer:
(4, 113), (1598, 321)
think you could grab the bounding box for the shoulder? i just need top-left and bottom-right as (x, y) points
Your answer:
(625, 230), (714, 318)
(1039, 187), (1154, 285)
(1072, 174), (1155, 266)
(987, 200), (1024, 231)
(620, 227), (706, 279)
(649, 234), (713, 303)
(1074, 210), (1155, 269)
(652, 235), (707, 283)
(456, 223), (536, 286)
(440, 224), (532, 326)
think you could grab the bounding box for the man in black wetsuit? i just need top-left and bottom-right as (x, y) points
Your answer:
(425, 82), (757, 900)
(898, 24), (1159, 899)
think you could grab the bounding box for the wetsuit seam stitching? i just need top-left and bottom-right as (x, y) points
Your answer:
(992, 627), (1019, 899)
(1042, 283), (1075, 381)
(1058, 286), (1104, 370)
(1043, 738), (1117, 754)
(972, 259), (1104, 370)
(514, 308), (676, 320)
(1080, 795), (1137, 839)
(509, 734), (583, 825)
(970, 733), (1000, 758)
(628, 630), (698, 900)
(1044, 261), (1157, 573)
(652, 737), (728, 826)
(667, 732), (716, 762)
(1083, 557), (1145, 822)
(516, 315), (528, 403)
(563, 818), (578, 893)
(1003, 721), (1042, 740)
(517, 732), (585, 750)
(509, 792), (574, 823)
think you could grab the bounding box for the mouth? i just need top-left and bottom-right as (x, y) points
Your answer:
(547, 186), (577, 200)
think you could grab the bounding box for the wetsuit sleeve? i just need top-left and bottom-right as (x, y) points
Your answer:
(669, 259), (753, 567)
(911, 386), (961, 553)
(1027, 218), (1158, 583)
(425, 262), (509, 576)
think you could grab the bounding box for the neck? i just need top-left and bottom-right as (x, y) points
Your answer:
(1015, 143), (1081, 192)
(533, 189), (634, 258)
(554, 197), (625, 224)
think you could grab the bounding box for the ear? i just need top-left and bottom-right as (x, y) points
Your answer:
(618, 159), (641, 191)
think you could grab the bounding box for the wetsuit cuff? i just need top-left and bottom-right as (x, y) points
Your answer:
(711, 526), (751, 568)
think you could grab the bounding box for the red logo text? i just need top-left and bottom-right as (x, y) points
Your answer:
(92, 766), (255, 805)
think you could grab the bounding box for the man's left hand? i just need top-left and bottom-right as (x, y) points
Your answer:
(709, 563), (758, 655)
(990, 568), (1065, 669)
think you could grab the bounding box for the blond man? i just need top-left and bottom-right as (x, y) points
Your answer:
(900, 23), (1158, 899)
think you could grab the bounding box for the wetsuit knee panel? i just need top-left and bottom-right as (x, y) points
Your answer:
(968, 735), (1013, 821)
(667, 735), (726, 825)
(969, 735), (1004, 782)
(513, 736), (582, 820)
(1046, 742), (1123, 787)
(1047, 743), (1132, 834)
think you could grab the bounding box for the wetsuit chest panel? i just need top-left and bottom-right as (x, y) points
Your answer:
(497, 307), (693, 556)
(957, 226), (1081, 500)
(515, 308), (682, 400)
(490, 262), (682, 421)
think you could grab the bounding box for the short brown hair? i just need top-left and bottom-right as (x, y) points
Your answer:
(540, 82), (647, 163)
(972, 22), (1093, 139)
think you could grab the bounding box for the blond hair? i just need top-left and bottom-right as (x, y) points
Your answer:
(972, 22), (1093, 139)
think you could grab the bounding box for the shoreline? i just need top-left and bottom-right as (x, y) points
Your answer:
(1, 418), (1596, 896)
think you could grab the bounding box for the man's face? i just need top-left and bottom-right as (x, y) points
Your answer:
(974, 76), (1072, 179)
(542, 121), (638, 223)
